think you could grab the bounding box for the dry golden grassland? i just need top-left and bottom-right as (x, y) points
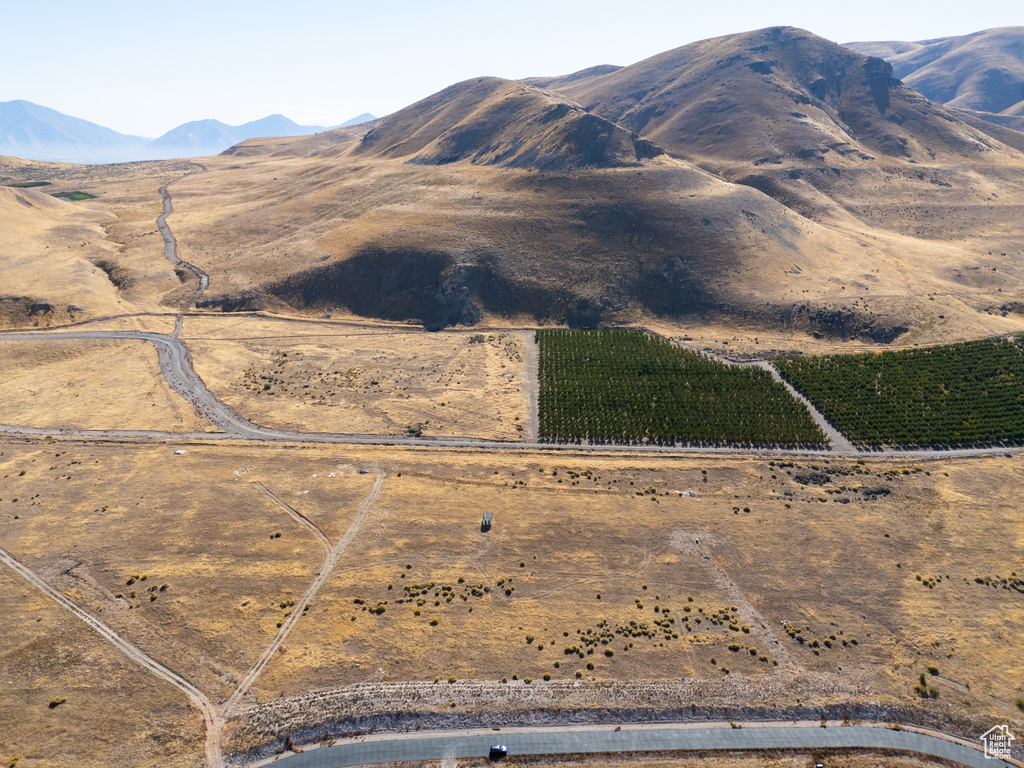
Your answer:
(244, 449), (1023, 727)
(72, 170), (204, 312)
(0, 567), (204, 768)
(0, 187), (126, 327)
(0, 441), (376, 706)
(2, 439), (1022, 767)
(183, 318), (529, 438)
(0, 159), (203, 329)
(0, 340), (213, 432)
(158, 143), (1024, 344)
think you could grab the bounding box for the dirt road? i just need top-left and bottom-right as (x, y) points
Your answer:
(158, 178), (209, 303)
(223, 467), (386, 717)
(0, 544), (224, 768)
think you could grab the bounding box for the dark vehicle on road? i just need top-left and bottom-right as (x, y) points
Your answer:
(489, 745), (507, 760)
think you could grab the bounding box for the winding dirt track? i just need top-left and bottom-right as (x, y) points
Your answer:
(157, 177), (209, 302)
(0, 467), (387, 768)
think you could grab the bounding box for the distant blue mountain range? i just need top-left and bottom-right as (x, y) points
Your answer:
(0, 100), (375, 164)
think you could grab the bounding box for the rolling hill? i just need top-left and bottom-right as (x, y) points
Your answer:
(351, 77), (662, 170)
(139, 56), (1014, 341)
(6, 27), (1024, 343)
(527, 27), (1016, 170)
(526, 27), (1024, 252)
(845, 27), (1024, 116)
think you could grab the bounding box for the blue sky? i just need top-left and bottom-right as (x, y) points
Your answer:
(1, 0), (1019, 137)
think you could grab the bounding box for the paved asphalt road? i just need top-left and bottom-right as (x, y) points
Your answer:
(254, 724), (1017, 768)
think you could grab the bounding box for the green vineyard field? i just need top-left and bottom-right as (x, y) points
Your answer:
(536, 329), (825, 446)
(775, 338), (1024, 447)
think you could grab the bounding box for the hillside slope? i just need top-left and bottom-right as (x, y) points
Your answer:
(0, 184), (128, 326)
(351, 77), (662, 170)
(164, 77), (924, 337)
(532, 27), (1024, 259)
(6, 30), (1024, 343)
(846, 27), (1024, 116)
(535, 27), (1015, 169)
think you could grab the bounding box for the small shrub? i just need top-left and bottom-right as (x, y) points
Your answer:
(927, 665), (939, 676)
(604, 649), (614, 657)
(48, 696), (67, 709)
(430, 619), (439, 626)
(586, 662), (594, 670)
(543, 673), (551, 681)
(448, 676), (457, 683)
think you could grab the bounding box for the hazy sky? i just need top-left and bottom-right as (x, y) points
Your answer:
(2, 0), (1019, 137)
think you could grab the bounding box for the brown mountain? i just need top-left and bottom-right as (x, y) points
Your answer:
(350, 77), (662, 170)
(845, 27), (1024, 116)
(6, 28), (1024, 343)
(528, 27), (1024, 255)
(528, 26), (1015, 170)
(160, 74), (910, 336)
